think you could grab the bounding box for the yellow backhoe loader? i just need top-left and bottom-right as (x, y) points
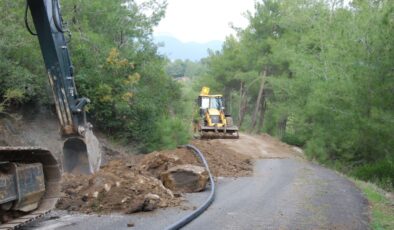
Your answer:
(196, 87), (239, 139)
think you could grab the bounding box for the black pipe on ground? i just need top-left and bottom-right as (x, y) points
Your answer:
(165, 144), (216, 230)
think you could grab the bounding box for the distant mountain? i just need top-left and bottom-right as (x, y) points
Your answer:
(154, 36), (222, 61)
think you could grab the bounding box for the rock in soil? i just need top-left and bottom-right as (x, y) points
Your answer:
(138, 143), (253, 178)
(143, 193), (161, 211)
(161, 164), (208, 193)
(137, 151), (186, 178)
(0, 110), (254, 216)
(57, 159), (179, 214)
(57, 140), (253, 214)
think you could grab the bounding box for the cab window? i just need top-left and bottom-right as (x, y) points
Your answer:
(201, 97), (210, 109)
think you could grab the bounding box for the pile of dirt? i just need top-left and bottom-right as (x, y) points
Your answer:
(191, 140), (253, 177)
(57, 140), (253, 214)
(57, 159), (178, 214)
(1, 109), (254, 215)
(138, 142), (253, 178)
(137, 148), (198, 178)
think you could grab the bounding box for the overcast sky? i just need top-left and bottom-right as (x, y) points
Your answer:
(153, 0), (256, 43)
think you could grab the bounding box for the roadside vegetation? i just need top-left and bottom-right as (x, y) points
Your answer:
(193, 0), (393, 192)
(0, 0), (190, 152)
(354, 179), (394, 230)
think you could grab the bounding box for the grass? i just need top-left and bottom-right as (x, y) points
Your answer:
(353, 179), (394, 230)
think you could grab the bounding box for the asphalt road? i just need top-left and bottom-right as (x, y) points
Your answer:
(24, 158), (369, 230)
(185, 158), (369, 230)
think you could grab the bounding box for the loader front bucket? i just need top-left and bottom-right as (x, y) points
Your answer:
(199, 125), (239, 139)
(63, 129), (101, 174)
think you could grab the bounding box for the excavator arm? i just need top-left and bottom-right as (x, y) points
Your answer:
(0, 1), (101, 227)
(26, 0), (101, 173)
(26, 0), (86, 135)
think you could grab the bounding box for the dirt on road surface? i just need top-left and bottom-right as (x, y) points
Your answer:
(215, 133), (305, 159)
(181, 134), (370, 230)
(25, 132), (371, 230)
(57, 140), (253, 214)
(56, 133), (300, 215)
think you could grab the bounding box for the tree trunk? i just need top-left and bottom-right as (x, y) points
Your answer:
(277, 116), (287, 138)
(238, 96), (247, 128)
(250, 69), (267, 132)
(237, 81), (247, 128)
(257, 96), (266, 132)
(118, 30), (126, 48)
(229, 93), (232, 116)
(224, 86), (230, 112)
(72, 5), (78, 24)
(238, 81), (244, 121)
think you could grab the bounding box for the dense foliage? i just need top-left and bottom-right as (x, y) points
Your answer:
(0, 0), (190, 152)
(198, 0), (393, 190)
(165, 59), (207, 79)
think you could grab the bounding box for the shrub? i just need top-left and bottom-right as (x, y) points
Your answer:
(281, 132), (305, 147)
(146, 117), (191, 152)
(352, 160), (394, 192)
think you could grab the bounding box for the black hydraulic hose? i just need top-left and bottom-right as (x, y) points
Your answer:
(52, 0), (64, 33)
(165, 144), (216, 230)
(24, 0), (37, 36)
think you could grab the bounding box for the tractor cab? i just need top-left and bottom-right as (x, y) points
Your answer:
(198, 95), (224, 116)
(196, 87), (239, 139)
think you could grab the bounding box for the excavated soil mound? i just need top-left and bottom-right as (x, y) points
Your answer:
(57, 140), (253, 214)
(137, 148), (198, 178)
(190, 140), (253, 177)
(138, 141), (253, 178)
(57, 159), (178, 214)
(1, 110), (254, 215)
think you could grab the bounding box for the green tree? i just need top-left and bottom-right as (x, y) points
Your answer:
(201, 0), (394, 189)
(0, 0), (190, 152)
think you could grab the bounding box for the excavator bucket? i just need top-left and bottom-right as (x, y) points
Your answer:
(63, 129), (101, 174)
(0, 147), (61, 228)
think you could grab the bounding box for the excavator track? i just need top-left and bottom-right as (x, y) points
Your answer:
(0, 147), (61, 229)
(0, 209), (51, 230)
